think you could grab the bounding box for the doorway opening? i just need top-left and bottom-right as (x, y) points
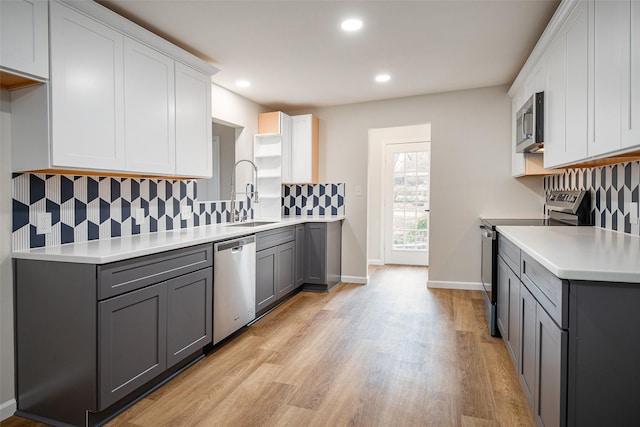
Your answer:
(367, 124), (431, 267)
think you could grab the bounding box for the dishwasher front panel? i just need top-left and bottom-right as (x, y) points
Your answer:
(213, 237), (256, 344)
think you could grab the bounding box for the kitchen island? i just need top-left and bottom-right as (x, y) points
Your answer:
(495, 225), (640, 427)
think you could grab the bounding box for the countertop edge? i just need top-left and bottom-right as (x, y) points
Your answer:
(496, 225), (640, 283)
(12, 215), (345, 264)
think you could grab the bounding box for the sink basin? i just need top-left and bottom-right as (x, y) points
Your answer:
(226, 221), (278, 227)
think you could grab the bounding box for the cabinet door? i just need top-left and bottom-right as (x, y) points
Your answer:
(167, 268), (212, 368)
(124, 37), (176, 175)
(507, 266), (521, 369)
(276, 241), (295, 298)
(497, 257), (509, 337)
(545, 1), (588, 168)
(535, 303), (567, 427)
(281, 112), (293, 182)
(50, 1), (125, 171)
(621, 0), (640, 149)
(0, 0), (49, 79)
(519, 282), (537, 413)
(588, 0), (627, 157)
(256, 247), (277, 312)
(305, 223), (327, 285)
(289, 114), (318, 183)
(295, 224), (305, 288)
(175, 62), (212, 178)
(98, 282), (167, 410)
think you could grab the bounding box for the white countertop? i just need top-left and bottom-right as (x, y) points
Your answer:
(496, 226), (640, 283)
(12, 216), (345, 264)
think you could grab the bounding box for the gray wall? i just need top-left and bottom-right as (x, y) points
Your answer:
(1, 89), (15, 417)
(292, 85), (545, 285)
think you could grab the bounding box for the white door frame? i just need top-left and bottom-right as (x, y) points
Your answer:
(383, 141), (430, 266)
(367, 124), (431, 267)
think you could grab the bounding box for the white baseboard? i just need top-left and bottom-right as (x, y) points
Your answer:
(427, 280), (483, 291)
(367, 259), (384, 266)
(1, 399), (16, 421)
(341, 275), (368, 284)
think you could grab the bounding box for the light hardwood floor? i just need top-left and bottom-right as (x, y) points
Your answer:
(2, 265), (533, 427)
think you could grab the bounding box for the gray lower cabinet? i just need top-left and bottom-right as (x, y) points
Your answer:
(501, 234), (640, 427)
(15, 244), (213, 427)
(256, 246), (277, 312)
(99, 282), (168, 409)
(256, 227), (295, 314)
(535, 302), (566, 427)
(303, 221), (342, 292)
(295, 224), (305, 288)
(497, 255), (520, 367)
(518, 281), (538, 414)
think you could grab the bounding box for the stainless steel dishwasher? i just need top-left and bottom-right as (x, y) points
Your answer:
(213, 235), (256, 344)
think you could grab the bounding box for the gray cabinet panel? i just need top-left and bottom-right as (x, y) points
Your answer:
(507, 266), (521, 369)
(304, 222), (342, 291)
(519, 281), (537, 413)
(497, 257), (509, 337)
(98, 244), (213, 299)
(276, 241), (295, 298)
(304, 223), (327, 284)
(498, 234), (521, 276)
(568, 281), (640, 427)
(15, 260), (98, 427)
(521, 252), (568, 328)
(256, 246), (277, 312)
(535, 303), (566, 427)
(256, 226), (294, 251)
(295, 224), (305, 288)
(167, 268), (213, 368)
(98, 282), (167, 410)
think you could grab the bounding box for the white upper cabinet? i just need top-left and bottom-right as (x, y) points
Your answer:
(49, 0), (126, 171)
(258, 111), (319, 184)
(588, 0), (627, 157)
(512, 61), (549, 177)
(621, 0), (640, 149)
(175, 62), (212, 178)
(124, 38), (176, 175)
(9, 0), (218, 177)
(288, 114), (319, 184)
(510, 0), (640, 169)
(0, 0), (49, 80)
(544, 0), (588, 169)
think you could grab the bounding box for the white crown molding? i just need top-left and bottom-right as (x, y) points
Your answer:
(57, 0), (219, 77)
(508, 0), (581, 96)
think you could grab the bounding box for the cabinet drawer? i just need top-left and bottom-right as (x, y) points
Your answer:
(98, 244), (213, 299)
(256, 226), (295, 251)
(498, 234), (521, 276)
(521, 252), (568, 328)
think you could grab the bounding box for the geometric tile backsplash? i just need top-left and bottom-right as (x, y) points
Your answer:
(12, 173), (345, 250)
(282, 183), (345, 216)
(12, 173), (250, 251)
(544, 160), (640, 235)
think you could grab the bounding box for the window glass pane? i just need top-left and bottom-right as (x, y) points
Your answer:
(393, 153), (405, 173)
(405, 152), (417, 172)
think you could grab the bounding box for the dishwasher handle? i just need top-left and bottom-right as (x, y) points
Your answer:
(216, 235), (255, 252)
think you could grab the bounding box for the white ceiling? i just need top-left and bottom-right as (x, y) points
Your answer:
(97, 0), (559, 110)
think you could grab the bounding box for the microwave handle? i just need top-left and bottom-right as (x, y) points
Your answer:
(523, 110), (534, 138)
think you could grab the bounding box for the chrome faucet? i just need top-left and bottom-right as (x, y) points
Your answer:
(230, 159), (259, 223)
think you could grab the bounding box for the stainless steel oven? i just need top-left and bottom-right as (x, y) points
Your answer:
(479, 189), (593, 337)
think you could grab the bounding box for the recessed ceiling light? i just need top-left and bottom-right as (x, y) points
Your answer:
(341, 18), (363, 32)
(236, 80), (251, 88)
(375, 74), (391, 83)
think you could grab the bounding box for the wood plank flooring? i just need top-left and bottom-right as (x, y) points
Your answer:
(2, 265), (533, 427)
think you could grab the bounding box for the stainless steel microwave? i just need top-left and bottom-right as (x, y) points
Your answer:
(515, 92), (544, 153)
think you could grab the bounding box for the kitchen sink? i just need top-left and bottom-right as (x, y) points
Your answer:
(226, 221), (278, 227)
